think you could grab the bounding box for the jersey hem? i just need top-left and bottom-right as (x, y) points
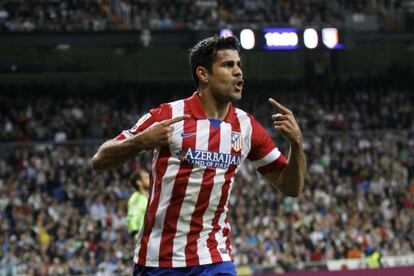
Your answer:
(135, 255), (233, 268)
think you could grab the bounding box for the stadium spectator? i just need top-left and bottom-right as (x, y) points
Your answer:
(1, 80), (413, 142)
(1, 247), (18, 276)
(0, 77), (413, 273)
(126, 169), (149, 238)
(0, 126), (413, 273)
(0, 0), (411, 32)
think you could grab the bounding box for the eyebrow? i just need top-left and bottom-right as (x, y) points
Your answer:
(221, 60), (242, 66)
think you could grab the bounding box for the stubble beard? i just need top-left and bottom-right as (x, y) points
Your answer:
(215, 87), (242, 104)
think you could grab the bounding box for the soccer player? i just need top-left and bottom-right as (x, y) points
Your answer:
(127, 169), (149, 238)
(92, 36), (306, 275)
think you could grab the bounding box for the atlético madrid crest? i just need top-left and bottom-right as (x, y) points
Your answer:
(231, 131), (243, 152)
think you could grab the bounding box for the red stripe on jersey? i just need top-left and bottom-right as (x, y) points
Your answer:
(131, 114), (157, 135)
(247, 114), (277, 161)
(137, 105), (172, 265)
(257, 155), (288, 175)
(222, 120), (243, 259)
(158, 101), (195, 267)
(115, 133), (126, 141)
(223, 227), (232, 256)
(137, 147), (170, 265)
(206, 117), (241, 263)
(184, 123), (221, 266)
(207, 163), (236, 262)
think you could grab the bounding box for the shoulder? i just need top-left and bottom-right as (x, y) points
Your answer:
(150, 98), (187, 121)
(128, 192), (140, 204)
(234, 107), (253, 120)
(234, 107), (262, 126)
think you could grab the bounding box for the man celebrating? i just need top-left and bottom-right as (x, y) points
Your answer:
(92, 35), (306, 275)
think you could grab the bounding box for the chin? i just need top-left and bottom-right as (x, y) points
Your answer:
(231, 91), (242, 101)
(232, 96), (242, 102)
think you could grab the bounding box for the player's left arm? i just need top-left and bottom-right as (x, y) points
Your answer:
(264, 98), (306, 197)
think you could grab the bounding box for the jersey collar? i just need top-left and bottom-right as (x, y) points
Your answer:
(188, 91), (237, 124)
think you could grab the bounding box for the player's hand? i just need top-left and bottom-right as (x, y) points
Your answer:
(268, 98), (302, 145)
(135, 115), (190, 148)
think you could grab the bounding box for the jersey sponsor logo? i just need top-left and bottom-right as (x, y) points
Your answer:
(231, 131), (243, 152)
(176, 148), (241, 169)
(180, 132), (196, 138)
(130, 113), (151, 133)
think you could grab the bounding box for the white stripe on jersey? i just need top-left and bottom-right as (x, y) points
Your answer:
(143, 100), (185, 266)
(121, 130), (134, 139)
(171, 119), (210, 267)
(213, 121), (233, 263)
(252, 148), (282, 168)
(133, 147), (160, 264)
(235, 108), (252, 162)
(217, 210), (232, 262)
(196, 121), (232, 265)
(132, 94), (284, 267)
(149, 149), (160, 207)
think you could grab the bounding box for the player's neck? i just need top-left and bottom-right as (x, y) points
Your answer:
(199, 90), (230, 120)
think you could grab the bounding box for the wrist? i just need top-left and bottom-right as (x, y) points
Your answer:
(127, 133), (147, 154)
(290, 135), (303, 149)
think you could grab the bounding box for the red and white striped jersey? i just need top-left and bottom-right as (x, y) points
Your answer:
(117, 92), (287, 267)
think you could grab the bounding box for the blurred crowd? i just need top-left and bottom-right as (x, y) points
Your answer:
(1, 80), (413, 143)
(0, 1), (113, 32)
(122, 0), (384, 30)
(0, 144), (140, 275)
(0, 0), (412, 32)
(0, 80), (414, 274)
(232, 129), (414, 271)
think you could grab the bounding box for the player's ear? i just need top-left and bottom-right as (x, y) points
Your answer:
(196, 66), (209, 84)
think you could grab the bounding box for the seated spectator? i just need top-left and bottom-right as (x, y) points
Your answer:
(0, 78), (413, 274)
(0, 0), (411, 32)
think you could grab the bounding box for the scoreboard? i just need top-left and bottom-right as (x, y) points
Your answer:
(219, 27), (344, 51)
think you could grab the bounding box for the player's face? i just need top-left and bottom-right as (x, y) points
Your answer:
(208, 49), (244, 103)
(138, 170), (150, 192)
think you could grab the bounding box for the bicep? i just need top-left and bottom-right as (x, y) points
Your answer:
(247, 116), (287, 176)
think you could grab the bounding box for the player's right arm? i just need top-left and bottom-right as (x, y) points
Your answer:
(91, 114), (188, 171)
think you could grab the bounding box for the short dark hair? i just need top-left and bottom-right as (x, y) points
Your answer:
(189, 36), (241, 88)
(130, 171), (142, 190)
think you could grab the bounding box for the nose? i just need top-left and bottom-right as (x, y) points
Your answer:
(233, 66), (242, 77)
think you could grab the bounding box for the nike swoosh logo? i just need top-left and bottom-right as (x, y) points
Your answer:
(180, 132), (196, 138)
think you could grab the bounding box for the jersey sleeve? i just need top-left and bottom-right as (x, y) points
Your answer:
(247, 115), (287, 175)
(115, 103), (172, 141)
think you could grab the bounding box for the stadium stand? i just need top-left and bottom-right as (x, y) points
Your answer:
(1, 79), (413, 142)
(1, 0), (413, 274)
(0, 79), (413, 274)
(0, 0), (115, 32)
(0, 0), (412, 31)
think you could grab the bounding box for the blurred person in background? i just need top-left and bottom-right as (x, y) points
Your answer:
(1, 247), (18, 276)
(127, 169), (149, 238)
(92, 35), (306, 275)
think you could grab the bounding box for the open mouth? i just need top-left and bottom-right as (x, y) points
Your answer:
(235, 80), (244, 91)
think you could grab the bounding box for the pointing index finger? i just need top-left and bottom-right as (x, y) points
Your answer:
(268, 98), (290, 114)
(164, 114), (190, 125)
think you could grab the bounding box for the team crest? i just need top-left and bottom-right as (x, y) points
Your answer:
(231, 131), (243, 152)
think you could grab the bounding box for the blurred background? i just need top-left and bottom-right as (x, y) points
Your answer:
(0, 0), (413, 275)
